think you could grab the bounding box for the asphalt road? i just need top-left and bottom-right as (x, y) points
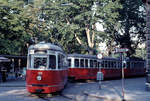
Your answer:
(0, 77), (149, 101)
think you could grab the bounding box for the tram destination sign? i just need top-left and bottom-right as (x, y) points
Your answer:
(115, 48), (129, 53)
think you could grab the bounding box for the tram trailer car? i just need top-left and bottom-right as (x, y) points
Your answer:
(101, 57), (146, 79)
(68, 54), (100, 80)
(101, 57), (122, 79)
(26, 42), (68, 93)
(124, 58), (146, 77)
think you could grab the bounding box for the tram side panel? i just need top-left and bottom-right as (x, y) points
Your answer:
(26, 70), (67, 93)
(124, 60), (146, 77)
(68, 55), (99, 80)
(101, 59), (121, 79)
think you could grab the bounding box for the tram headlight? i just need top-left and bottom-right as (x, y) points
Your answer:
(37, 75), (42, 81)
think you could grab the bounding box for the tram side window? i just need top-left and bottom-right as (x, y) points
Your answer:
(127, 62), (130, 68)
(108, 61), (111, 69)
(101, 61), (104, 68)
(58, 54), (63, 69)
(49, 55), (56, 69)
(90, 60), (94, 68)
(28, 55), (31, 68)
(114, 62), (116, 69)
(68, 59), (71, 67)
(131, 62), (134, 69)
(105, 61), (108, 69)
(85, 59), (88, 68)
(110, 61), (113, 68)
(34, 57), (47, 69)
(80, 59), (84, 68)
(94, 60), (97, 68)
(75, 59), (79, 67)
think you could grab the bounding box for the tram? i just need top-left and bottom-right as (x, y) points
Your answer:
(26, 42), (68, 93)
(68, 54), (145, 80)
(101, 57), (146, 79)
(124, 58), (145, 77)
(67, 54), (100, 80)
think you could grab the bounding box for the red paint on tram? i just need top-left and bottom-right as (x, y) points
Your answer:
(26, 70), (67, 93)
(68, 68), (99, 80)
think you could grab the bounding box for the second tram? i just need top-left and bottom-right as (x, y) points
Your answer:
(68, 54), (100, 80)
(101, 57), (146, 79)
(26, 42), (68, 93)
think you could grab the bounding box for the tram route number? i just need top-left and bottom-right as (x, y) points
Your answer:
(97, 72), (103, 81)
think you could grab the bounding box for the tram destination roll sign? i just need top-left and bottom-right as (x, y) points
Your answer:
(115, 48), (129, 53)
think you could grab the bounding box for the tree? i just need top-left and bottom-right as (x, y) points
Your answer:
(0, 0), (31, 55)
(116, 0), (146, 56)
(43, 0), (122, 54)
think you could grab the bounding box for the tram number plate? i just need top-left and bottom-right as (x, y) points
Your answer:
(97, 72), (103, 81)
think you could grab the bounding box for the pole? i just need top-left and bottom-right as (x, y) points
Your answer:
(99, 60), (101, 89)
(121, 53), (125, 101)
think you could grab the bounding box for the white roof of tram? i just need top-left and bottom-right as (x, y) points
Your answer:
(0, 56), (10, 62)
(28, 42), (64, 52)
(68, 54), (97, 59)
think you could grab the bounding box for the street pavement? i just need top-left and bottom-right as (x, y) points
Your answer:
(0, 77), (149, 101)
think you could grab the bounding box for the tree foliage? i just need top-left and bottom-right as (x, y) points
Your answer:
(0, 0), (146, 56)
(0, 0), (31, 55)
(116, 0), (146, 56)
(42, 0), (122, 54)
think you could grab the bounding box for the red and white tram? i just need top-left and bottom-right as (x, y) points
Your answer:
(101, 57), (146, 79)
(68, 54), (100, 80)
(26, 42), (68, 93)
(68, 54), (145, 80)
(124, 58), (145, 77)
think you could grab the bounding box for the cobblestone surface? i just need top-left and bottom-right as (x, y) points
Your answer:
(0, 77), (149, 101)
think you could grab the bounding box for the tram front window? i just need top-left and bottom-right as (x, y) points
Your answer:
(34, 57), (47, 69)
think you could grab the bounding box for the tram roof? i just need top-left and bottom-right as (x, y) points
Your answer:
(0, 56), (10, 62)
(29, 42), (64, 52)
(68, 54), (97, 59)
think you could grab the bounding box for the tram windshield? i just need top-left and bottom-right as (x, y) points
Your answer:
(28, 54), (57, 70)
(34, 56), (47, 69)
